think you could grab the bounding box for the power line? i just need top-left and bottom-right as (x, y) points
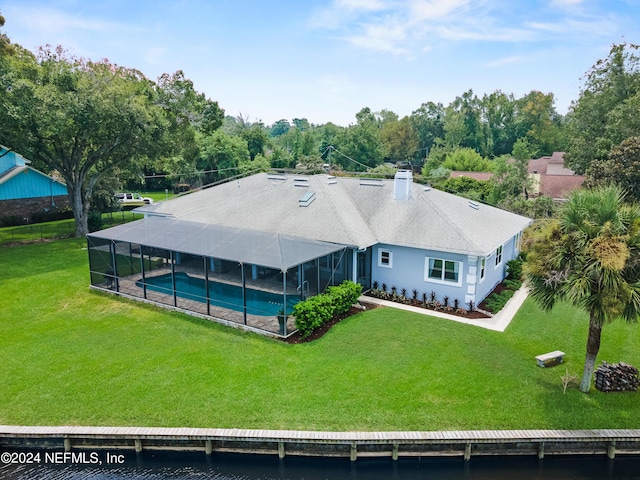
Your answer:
(142, 166), (241, 179)
(323, 145), (372, 171)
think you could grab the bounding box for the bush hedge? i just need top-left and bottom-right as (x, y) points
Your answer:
(294, 280), (362, 338)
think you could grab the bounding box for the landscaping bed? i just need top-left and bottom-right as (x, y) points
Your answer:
(285, 302), (379, 344)
(365, 286), (491, 320)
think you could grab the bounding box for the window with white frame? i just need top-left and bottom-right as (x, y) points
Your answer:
(515, 232), (522, 251)
(479, 257), (486, 281)
(495, 245), (503, 267)
(425, 257), (462, 285)
(378, 249), (393, 268)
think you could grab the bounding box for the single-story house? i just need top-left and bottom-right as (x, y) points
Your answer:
(527, 152), (585, 200)
(0, 146), (69, 224)
(87, 171), (531, 337)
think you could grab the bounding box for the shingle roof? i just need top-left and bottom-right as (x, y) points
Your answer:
(539, 175), (585, 200)
(136, 173), (531, 257)
(449, 171), (494, 181)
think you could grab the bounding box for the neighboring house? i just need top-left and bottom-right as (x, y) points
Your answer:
(0, 146), (69, 224)
(87, 171), (531, 337)
(450, 152), (585, 200)
(527, 152), (585, 200)
(449, 171), (494, 182)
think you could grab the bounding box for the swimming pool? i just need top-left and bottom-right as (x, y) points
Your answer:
(136, 272), (298, 316)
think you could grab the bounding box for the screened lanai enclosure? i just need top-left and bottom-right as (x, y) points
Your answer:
(87, 217), (351, 337)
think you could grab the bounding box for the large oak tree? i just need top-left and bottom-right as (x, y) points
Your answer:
(0, 46), (222, 236)
(0, 47), (168, 235)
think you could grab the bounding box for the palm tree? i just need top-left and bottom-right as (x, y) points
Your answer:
(525, 185), (640, 392)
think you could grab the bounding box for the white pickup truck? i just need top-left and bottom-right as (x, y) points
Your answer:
(115, 192), (154, 206)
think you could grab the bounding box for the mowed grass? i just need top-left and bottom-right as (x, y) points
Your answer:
(1, 238), (639, 431)
(0, 211), (142, 245)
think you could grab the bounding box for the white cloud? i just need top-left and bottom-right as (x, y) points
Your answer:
(484, 55), (527, 68)
(345, 18), (411, 55)
(528, 16), (619, 38)
(312, 0), (625, 58)
(550, 0), (584, 6)
(336, 0), (390, 11)
(409, 0), (471, 21)
(435, 24), (534, 42)
(10, 6), (137, 35)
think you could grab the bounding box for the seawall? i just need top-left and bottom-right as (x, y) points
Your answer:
(2, 426), (640, 461)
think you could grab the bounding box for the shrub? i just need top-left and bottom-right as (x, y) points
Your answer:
(504, 279), (522, 290)
(0, 215), (26, 227)
(326, 281), (362, 316)
(293, 295), (336, 338)
(484, 289), (515, 313)
(506, 257), (524, 280)
(294, 281), (362, 338)
(31, 206), (74, 224)
(88, 209), (103, 232)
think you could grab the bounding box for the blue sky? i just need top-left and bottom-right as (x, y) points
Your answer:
(2, 1), (639, 126)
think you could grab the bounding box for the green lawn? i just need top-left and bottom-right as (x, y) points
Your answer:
(1, 238), (639, 430)
(142, 190), (179, 203)
(0, 211), (142, 245)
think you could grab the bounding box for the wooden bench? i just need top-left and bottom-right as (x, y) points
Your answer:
(535, 350), (565, 367)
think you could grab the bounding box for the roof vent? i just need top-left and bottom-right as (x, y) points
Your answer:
(359, 178), (383, 186)
(327, 176), (337, 185)
(267, 174), (287, 181)
(299, 191), (316, 207)
(468, 201), (480, 210)
(294, 178), (309, 187)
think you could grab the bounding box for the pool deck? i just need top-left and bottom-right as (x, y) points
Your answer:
(101, 269), (297, 337)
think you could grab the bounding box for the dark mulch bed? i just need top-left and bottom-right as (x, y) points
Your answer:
(283, 295), (496, 344)
(363, 295), (491, 320)
(453, 308), (491, 320)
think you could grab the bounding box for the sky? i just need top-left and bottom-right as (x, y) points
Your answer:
(2, 0), (639, 126)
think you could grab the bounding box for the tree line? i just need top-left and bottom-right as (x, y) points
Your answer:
(3, 12), (640, 394)
(1, 10), (640, 235)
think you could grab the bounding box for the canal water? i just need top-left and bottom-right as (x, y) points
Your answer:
(1, 451), (640, 479)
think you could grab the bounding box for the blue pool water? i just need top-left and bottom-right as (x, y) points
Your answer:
(136, 272), (297, 316)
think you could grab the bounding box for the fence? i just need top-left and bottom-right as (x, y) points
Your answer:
(0, 211), (143, 246)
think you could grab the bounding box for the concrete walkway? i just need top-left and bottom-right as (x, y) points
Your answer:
(359, 286), (529, 332)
